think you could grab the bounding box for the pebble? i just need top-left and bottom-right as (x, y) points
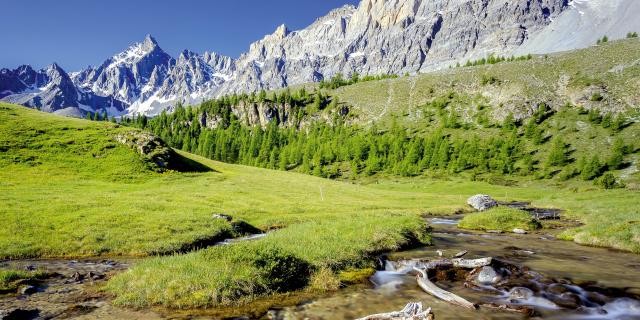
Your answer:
(513, 228), (528, 234)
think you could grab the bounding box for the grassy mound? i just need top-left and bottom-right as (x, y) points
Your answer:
(106, 214), (428, 308)
(459, 208), (541, 232)
(0, 270), (49, 293)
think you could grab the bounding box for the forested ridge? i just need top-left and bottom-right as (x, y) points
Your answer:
(119, 86), (635, 188)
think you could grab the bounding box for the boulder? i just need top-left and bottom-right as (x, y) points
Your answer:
(467, 195), (498, 211)
(513, 228), (528, 234)
(212, 213), (233, 221)
(475, 266), (501, 285)
(508, 287), (534, 301)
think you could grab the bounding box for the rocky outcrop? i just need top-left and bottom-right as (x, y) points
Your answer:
(467, 194), (498, 211)
(114, 131), (211, 172)
(114, 131), (175, 169)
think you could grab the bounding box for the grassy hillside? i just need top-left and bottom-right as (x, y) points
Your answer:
(337, 38), (640, 127)
(2, 102), (640, 309)
(0, 103), (439, 260)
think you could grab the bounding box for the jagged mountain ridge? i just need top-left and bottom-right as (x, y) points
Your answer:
(2, 0), (639, 117)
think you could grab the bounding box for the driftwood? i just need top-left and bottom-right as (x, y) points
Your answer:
(395, 257), (492, 271)
(401, 257), (492, 310)
(453, 250), (468, 258)
(414, 268), (477, 310)
(357, 302), (434, 320)
(479, 303), (535, 316)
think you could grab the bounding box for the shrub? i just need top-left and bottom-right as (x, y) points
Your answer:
(627, 32), (638, 39)
(481, 74), (500, 86)
(595, 172), (622, 189)
(252, 246), (311, 292)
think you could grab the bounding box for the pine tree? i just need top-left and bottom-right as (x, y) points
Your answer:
(581, 155), (603, 180)
(607, 138), (626, 170)
(546, 137), (568, 167)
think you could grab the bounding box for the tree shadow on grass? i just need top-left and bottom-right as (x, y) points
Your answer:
(167, 150), (218, 173)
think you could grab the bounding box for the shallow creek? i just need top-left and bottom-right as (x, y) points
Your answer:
(272, 217), (640, 320)
(2, 221), (640, 319)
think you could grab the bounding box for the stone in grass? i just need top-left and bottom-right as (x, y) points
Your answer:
(467, 194), (498, 211)
(513, 228), (528, 234)
(212, 213), (233, 221)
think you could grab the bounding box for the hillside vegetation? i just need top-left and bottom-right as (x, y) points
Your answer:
(2, 103), (640, 309)
(124, 39), (640, 188)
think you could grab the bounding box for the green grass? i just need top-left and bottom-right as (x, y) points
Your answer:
(2, 102), (640, 309)
(0, 270), (48, 292)
(458, 207), (541, 232)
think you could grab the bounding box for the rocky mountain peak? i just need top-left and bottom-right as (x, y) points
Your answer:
(3, 0), (638, 118)
(352, 0), (421, 29)
(273, 24), (290, 39)
(142, 34), (159, 49)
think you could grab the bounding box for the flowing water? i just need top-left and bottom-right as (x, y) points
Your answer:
(272, 217), (640, 320)
(2, 220), (640, 319)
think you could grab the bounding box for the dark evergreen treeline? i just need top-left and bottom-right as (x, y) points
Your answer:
(123, 96), (632, 188)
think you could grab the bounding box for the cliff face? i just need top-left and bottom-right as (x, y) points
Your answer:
(8, 0), (640, 117)
(219, 0), (568, 95)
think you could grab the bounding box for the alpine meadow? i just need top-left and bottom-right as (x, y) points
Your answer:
(1, 0), (640, 319)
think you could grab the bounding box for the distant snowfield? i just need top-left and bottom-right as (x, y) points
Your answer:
(515, 0), (640, 55)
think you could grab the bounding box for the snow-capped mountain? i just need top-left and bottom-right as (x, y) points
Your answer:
(0, 63), (126, 117)
(2, 0), (639, 117)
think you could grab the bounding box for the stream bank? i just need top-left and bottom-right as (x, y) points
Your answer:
(2, 213), (640, 319)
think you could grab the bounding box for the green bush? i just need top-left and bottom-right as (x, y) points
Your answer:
(595, 172), (622, 189)
(251, 246), (311, 292)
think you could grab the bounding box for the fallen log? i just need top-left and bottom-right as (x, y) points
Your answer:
(452, 257), (492, 269)
(394, 257), (492, 271)
(356, 302), (434, 320)
(414, 267), (477, 310)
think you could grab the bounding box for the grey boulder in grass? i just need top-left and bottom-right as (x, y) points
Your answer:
(467, 195), (498, 211)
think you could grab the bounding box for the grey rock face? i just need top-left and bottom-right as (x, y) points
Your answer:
(128, 0), (570, 115)
(1, 63), (127, 115)
(220, 0), (566, 95)
(5, 0), (640, 118)
(467, 194), (498, 211)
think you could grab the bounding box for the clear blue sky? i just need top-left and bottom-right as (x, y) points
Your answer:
(2, 0), (359, 71)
